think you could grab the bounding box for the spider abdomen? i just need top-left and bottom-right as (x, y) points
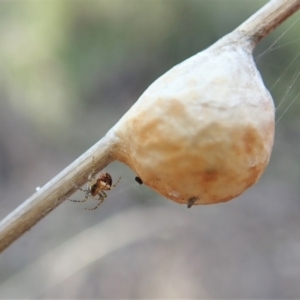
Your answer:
(89, 172), (113, 197)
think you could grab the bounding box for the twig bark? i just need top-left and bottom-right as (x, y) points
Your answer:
(0, 132), (118, 253)
(0, 0), (299, 254)
(235, 0), (300, 48)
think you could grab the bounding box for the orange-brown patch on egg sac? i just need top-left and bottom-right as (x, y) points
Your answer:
(114, 94), (274, 205)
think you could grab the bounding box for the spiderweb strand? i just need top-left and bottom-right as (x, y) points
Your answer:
(276, 65), (300, 112)
(276, 89), (300, 124)
(255, 15), (300, 62)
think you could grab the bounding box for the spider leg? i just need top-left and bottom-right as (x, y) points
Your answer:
(70, 181), (88, 193)
(68, 185), (90, 203)
(68, 191), (89, 203)
(90, 156), (96, 178)
(85, 191), (107, 210)
(111, 177), (121, 188)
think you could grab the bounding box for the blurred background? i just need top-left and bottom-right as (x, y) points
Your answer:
(0, 0), (300, 298)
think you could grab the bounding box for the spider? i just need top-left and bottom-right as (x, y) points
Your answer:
(68, 157), (121, 210)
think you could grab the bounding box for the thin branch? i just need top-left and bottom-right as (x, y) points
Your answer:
(0, 132), (118, 253)
(0, 0), (300, 254)
(235, 0), (300, 48)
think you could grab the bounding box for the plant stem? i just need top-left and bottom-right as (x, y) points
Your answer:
(0, 133), (117, 253)
(235, 0), (300, 49)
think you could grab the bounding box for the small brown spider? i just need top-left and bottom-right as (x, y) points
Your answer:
(68, 157), (121, 210)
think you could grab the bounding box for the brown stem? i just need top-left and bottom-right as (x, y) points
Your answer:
(0, 133), (118, 253)
(235, 0), (300, 48)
